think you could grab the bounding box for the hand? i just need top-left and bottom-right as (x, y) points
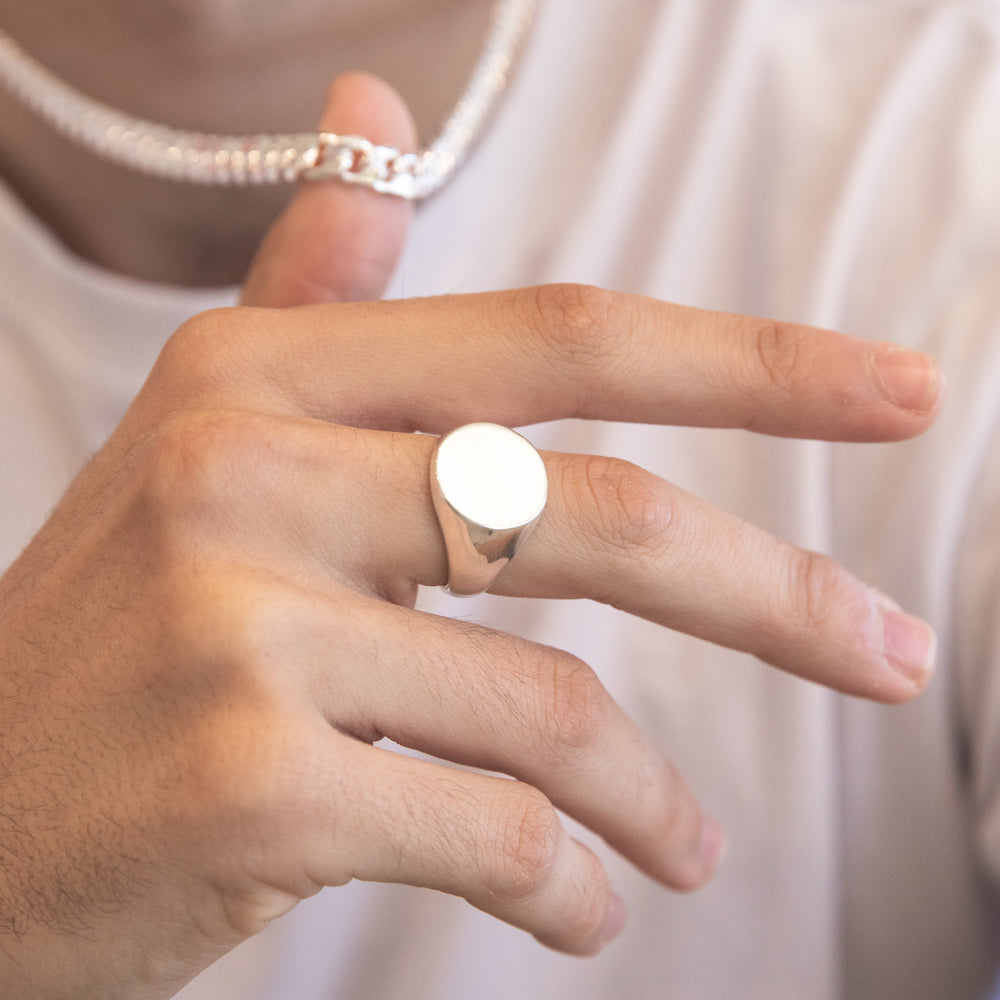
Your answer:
(0, 75), (942, 998)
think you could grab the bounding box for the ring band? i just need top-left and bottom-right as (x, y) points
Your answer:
(430, 423), (548, 596)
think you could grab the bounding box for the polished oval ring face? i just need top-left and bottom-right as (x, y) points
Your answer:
(431, 423), (548, 596)
(435, 423), (548, 529)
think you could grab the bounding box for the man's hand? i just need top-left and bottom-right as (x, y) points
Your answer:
(0, 74), (942, 998)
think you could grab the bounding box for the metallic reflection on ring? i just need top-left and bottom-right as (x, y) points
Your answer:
(430, 423), (548, 597)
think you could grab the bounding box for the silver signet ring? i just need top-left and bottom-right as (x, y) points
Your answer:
(430, 423), (548, 597)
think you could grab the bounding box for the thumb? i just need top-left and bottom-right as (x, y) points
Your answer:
(241, 72), (416, 307)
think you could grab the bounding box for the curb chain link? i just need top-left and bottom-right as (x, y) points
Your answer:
(0, 0), (538, 199)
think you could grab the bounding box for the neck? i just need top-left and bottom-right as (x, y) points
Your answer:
(0, 0), (494, 286)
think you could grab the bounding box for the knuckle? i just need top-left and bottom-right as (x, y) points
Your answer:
(525, 283), (628, 367)
(537, 651), (609, 760)
(786, 548), (850, 636)
(751, 319), (809, 395)
(486, 786), (562, 903)
(564, 454), (675, 558)
(152, 589), (322, 823)
(139, 410), (273, 521)
(144, 571), (280, 715)
(151, 307), (266, 405)
(153, 309), (234, 396)
(177, 571), (284, 668)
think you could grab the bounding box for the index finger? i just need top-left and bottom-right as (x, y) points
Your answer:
(158, 284), (943, 439)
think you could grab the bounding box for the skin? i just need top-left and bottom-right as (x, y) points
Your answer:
(0, 7), (944, 999)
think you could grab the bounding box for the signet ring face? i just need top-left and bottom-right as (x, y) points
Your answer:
(430, 423), (548, 596)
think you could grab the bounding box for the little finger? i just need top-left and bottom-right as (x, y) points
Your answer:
(305, 732), (626, 955)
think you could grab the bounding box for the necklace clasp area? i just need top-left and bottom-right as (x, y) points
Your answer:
(304, 134), (435, 199)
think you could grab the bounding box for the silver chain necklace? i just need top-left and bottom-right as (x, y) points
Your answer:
(0, 0), (538, 199)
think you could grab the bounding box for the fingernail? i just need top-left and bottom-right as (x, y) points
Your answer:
(871, 343), (941, 413)
(881, 604), (937, 687)
(600, 890), (627, 945)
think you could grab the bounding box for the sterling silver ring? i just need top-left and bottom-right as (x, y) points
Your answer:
(430, 423), (548, 596)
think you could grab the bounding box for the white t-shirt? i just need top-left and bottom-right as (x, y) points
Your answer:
(3, 1), (1000, 997)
